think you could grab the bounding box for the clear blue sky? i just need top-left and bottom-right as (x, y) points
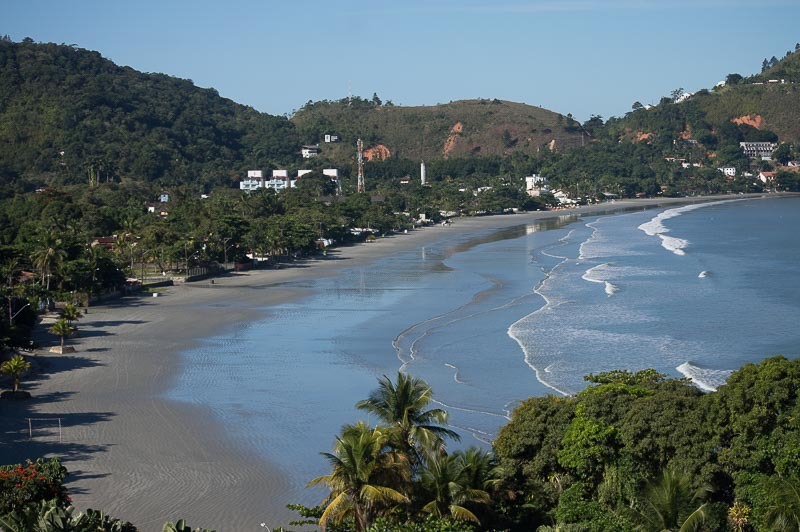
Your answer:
(5, 0), (800, 121)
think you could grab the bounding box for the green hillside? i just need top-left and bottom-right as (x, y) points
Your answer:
(291, 97), (586, 163)
(0, 38), (299, 189)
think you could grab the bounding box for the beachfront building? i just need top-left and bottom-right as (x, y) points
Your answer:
(552, 189), (577, 205)
(525, 174), (550, 197)
(740, 141), (778, 160)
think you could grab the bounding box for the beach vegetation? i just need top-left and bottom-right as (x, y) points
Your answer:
(0, 354), (31, 394)
(308, 421), (409, 531)
(0, 458), (69, 515)
(356, 373), (460, 466)
(49, 317), (75, 350)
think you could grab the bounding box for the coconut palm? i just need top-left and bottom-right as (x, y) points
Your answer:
(629, 468), (709, 532)
(48, 318), (74, 351)
(763, 477), (800, 530)
(1, 354), (31, 393)
(308, 421), (409, 531)
(30, 231), (67, 292)
(356, 373), (460, 464)
(418, 449), (492, 524)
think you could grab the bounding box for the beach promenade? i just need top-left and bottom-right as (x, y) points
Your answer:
(0, 195), (760, 530)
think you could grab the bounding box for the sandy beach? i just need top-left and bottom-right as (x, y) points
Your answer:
(0, 195), (761, 530)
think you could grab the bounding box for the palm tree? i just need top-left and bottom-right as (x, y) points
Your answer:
(356, 373), (460, 465)
(763, 477), (800, 530)
(1, 354), (31, 393)
(418, 449), (492, 524)
(629, 468), (709, 532)
(48, 318), (74, 351)
(61, 303), (81, 326)
(308, 421), (408, 531)
(31, 231), (67, 292)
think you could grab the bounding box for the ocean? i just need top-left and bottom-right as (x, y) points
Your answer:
(167, 195), (800, 507)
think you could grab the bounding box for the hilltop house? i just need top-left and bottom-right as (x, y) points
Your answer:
(301, 145), (320, 158)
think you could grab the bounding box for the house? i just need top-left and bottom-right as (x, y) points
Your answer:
(740, 142), (778, 160)
(91, 236), (117, 249)
(301, 145), (320, 158)
(146, 203), (169, 217)
(323, 168), (339, 180)
(399, 176), (410, 185)
(759, 171), (776, 183)
(240, 170), (265, 192)
(323, 134), (340, 143)
(297, 169), (313, 178)
(552, 190), (577, 205)
(525, 174), (550, 197)
(718, 167), (737, 178)
(239, 179), (264, 192)
(159, 193), (169, 203)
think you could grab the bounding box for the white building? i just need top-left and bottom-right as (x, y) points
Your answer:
(323, 168), (339, 179)
(239, 179), (264, 192)
(324, 134), (340, 143)
(301, 145), (320, 158)
(297, 169), (313, 178)
(740, 142), (778, 160)
(525, 174), (550, 197)
(718, 167), (737, 177)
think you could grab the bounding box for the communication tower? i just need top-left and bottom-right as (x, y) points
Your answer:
(357, 138), (365, 193)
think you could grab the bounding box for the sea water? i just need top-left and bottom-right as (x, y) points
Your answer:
(168, 195), (800, 508)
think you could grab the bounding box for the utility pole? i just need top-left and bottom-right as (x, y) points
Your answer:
(357, 138), (365, 193)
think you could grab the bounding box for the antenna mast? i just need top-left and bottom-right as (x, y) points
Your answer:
(357, 138), (365, 193)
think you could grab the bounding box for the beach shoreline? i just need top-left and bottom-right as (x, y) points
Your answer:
(0, 194), (776, 530)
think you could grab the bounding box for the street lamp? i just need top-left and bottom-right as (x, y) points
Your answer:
(222, 237), (232, 268)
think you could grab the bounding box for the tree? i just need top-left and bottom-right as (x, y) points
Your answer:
(61, 303), (81, 326)
(726, 73), (743, 85)
(762, 477), (800, 530)
(48, 318), (74, 351)
(628, 468), (710, 532)
(418, 451), (492, 524)
(30, 231), (67, 291)
(1, 354), (31, 393)
(308, 421), (408, 531)
(356, 373), (460, 466)
(632, 102), (644, 112)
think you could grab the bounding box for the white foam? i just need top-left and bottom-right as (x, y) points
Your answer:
(582, 263), (619, 297)
(658, 234), (689, 255)
(676, 362), (732, 392)
(638, 199), (744, 256)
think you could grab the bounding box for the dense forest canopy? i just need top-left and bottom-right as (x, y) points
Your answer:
(0, 38), (299, 190)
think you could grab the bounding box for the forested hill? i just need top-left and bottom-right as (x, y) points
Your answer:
(0, 39), (299, 190)
(291, 97), (587, 164)
(604, 48), (800, 151)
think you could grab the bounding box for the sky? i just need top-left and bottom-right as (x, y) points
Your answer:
(5, 0), (800, 121)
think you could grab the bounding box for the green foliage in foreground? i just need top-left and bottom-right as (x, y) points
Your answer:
(4, 357), (799, 531)
(301, 357), (800, 531)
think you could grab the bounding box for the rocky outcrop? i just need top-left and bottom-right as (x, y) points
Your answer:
(443, 122), (464, 158)
(364, 144), (391, 161)
(731, 114), (765, 129)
